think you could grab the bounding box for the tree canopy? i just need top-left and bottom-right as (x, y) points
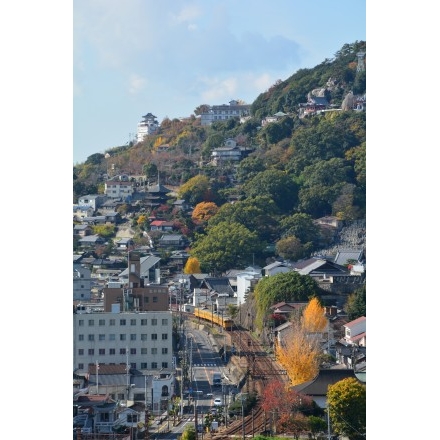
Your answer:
(190, 221), (263, 275)
(253, 271), (320, 329)
(327, 377), (366, 440)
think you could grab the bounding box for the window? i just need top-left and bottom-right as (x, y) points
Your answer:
(143, 297), (149, 304)
(109, 319), (115, 326)
(141, 362), (148, 369)
(78, 320), (84, 327)
(120, 348), (126, 355)
(151, 362), (158, 369)
(109, 334), (116, 341)
(99, 349), (105, 355)
(88, 319), (94, 326)
(141, 348), (147, 355)
(162, 334), (168, 340)
(88, 349), (94, 355)
(130, 348), (136, 355)
(153, 297), (158, 303)
(151, 334), (157, 340)
(109, 349), (115, 355)
(151, 348), (157, 355)
(99, 334), (105, 341)
(130, 334), (136, 341)
(120, 319), (126, 326)
(162, 348), (168, 354)
(141, 319), (147, 325)
(162, 362), (168, 368)
(78, 363), (84, 370)
(130, 319), (136, 326)
(151, 318), (157, 326)
(141, 334), (147, 341)
(127, 414), (138, 423)
(78, 334), (84, 341)
(120, 334), (126, 341)
(99, 319), (105, 326)
(162, 319), (168, 325)
(78, 349), (84, 355)
(88, 334), (94, 341)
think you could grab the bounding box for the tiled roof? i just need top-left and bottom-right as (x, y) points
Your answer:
(345, 316), (366, 328)
(292, 369), (363, 395)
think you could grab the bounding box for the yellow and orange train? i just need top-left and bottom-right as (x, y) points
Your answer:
(193, 307), (234, 331)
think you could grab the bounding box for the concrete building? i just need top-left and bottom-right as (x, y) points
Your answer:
(73, 310), (173, 375)
(74, 263), (93, 302)
(102, 252), (167, 312)
(200, 100), (251, 126)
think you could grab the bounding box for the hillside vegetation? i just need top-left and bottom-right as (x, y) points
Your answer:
(73, 40), (366, 273)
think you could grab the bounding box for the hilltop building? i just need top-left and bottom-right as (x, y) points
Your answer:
(137, 113), (159, 143)
(200, 100), (251, 126)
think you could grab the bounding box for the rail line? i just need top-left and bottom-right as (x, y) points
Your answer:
(211, 328), (290, 439)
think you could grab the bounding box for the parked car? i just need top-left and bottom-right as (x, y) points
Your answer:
(214, 397), (222, 406)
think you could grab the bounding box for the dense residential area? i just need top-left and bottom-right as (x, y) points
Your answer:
(73, 41), (366, 439)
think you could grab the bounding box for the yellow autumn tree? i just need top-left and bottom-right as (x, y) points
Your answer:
(184, 257), (201, 274)
(275, 320), (320, 386)
(191, 202), (219, 223)
(301, 297), (327, 333)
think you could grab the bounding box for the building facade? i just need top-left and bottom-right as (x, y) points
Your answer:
(200, 100), (251, 126)
(137, 113), (159, 142)
(73, 310), (173, 375)
(73, 263), (93, 302)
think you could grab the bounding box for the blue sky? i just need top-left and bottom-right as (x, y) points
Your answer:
(73, 0), (366, 164)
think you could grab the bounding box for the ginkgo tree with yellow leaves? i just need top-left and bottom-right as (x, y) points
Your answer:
(183, 256), (201, 274)
(302, 297), (327, 333)
(275, 297), (328, 386)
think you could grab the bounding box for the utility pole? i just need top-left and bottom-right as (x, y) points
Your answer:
(95, 360), (99, 395)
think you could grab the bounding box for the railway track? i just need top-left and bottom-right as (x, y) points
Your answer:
(211, 328), (290, 439)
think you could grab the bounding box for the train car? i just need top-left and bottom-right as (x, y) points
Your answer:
(194, 307), (234, 330)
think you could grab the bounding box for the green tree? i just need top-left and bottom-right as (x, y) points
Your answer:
(85, 152), (105, 165)
(190, 221), (263, 275)
(207, 195), (280, 242)
(279, 213), (320, 245)
(236, 156), (266, 182)
(327, 378), (366, 440)
(180, 424), (196, 440)
(308, 415), (327, 438)
(345, 285), (366, 320)
(253, 271), (320, 329)
(242, 169), (298, 213)
(275, 236), (305, 261)
(143, 163), (158, 180)
(178, 175), (212, 205)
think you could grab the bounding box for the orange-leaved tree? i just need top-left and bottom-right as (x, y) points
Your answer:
(301, 297), (327, 333)
(184, 257), (201, 274)
(191, 202), (219, 223)
(275, 320), (320, 386)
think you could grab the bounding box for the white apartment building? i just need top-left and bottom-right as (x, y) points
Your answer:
(200, 100), (251, 126)
(73, 310), (173, 375)
(104, 180), (133, 200)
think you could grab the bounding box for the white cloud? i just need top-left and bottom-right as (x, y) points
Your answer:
(128, 74), (147, 95)
(172, 4), (202, 24)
